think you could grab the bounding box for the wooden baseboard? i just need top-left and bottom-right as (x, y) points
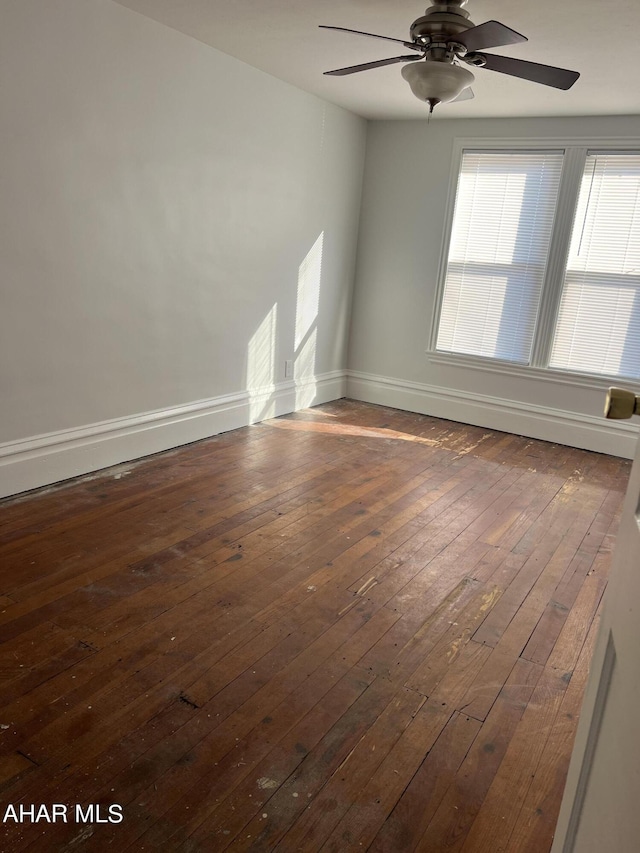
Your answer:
(0, 372), (346, 499)
(347, 370), (638, 459)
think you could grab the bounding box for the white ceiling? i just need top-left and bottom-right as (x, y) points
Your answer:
(115, 0), (640, 120)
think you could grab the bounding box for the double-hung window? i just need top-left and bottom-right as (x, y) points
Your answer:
(433, 143), (640, 382)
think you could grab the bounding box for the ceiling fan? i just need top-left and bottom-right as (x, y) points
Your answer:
(320, 0), (579, 112)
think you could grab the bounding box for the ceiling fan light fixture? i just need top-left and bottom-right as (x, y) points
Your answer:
(401, 60), (475, 109)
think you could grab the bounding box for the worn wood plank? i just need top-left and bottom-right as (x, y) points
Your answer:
(504, 600), (604, 853)
(414, 658), (543, 853)
(460, 665), (571, 853)
(369, 711), (482, 853)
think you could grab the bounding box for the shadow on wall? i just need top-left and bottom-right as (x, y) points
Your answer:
(245, 232), (324, 423)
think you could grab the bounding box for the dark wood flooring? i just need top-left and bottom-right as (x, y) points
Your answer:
(0, 400), (630, 852)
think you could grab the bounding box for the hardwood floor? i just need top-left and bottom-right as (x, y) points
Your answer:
(0, 400), (630, 852)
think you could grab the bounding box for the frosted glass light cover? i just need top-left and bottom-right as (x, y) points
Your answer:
(401, 61), (475, 103)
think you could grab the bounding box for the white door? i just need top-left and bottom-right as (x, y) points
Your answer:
(552, 389), (640, 853)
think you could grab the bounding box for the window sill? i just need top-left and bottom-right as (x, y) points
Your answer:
(426, 350), (640, 392)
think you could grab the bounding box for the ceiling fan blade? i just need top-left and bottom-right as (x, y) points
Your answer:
(476, 53), (580, 89)
(319, 25), (420, 51)
(324, 55), (421, 77)
(456, 20), (527, 52)
(451, 87), (475, 103)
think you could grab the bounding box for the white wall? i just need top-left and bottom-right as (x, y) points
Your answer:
(0, 0), (366, 497)
(348, 115), (640, 458)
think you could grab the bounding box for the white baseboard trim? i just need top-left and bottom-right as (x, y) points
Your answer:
(0, 371), (346, 499)
(347, 370), (639, 459)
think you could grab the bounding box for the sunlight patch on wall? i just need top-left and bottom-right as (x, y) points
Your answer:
(295, 328), (318, 409)
(247, 303), (278, 423)
(295, 232), (324, 410)
(295, 233), (323, 350)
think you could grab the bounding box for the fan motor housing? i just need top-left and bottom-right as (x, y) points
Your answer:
(410, 1), (474, 43)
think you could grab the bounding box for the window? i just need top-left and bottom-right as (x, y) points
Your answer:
(434, 145), (640, 382)
(550, 154), (640, 378)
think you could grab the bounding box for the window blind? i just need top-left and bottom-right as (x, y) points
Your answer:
(550, 153), (640, 380)
(436, 150), (564, 363)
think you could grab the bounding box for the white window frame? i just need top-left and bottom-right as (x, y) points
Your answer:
(428, 136), (640, 392)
